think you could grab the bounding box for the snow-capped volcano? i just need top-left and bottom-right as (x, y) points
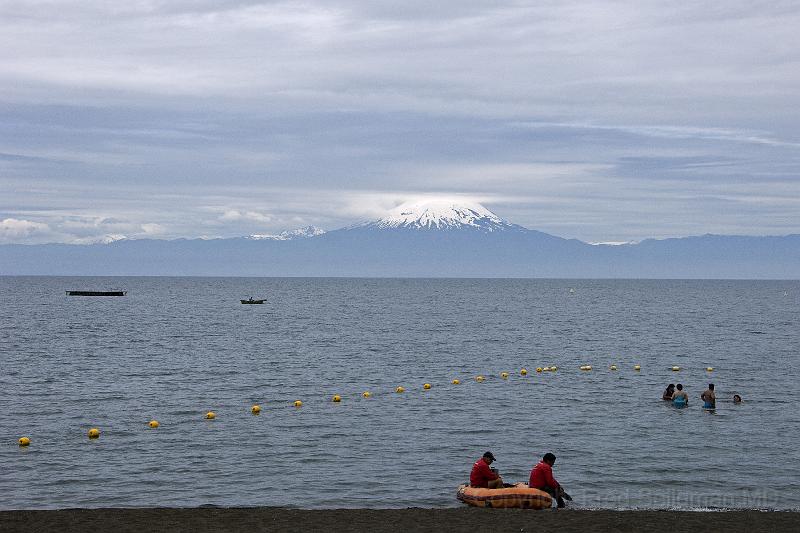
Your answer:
(359, 200), (522, 232)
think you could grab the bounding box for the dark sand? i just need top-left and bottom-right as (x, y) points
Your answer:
(1, 508), (798, 533)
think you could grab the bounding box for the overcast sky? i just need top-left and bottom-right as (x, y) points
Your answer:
(2, 0), (799, 244)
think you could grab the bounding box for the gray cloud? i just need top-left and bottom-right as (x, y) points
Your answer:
(1, 1), (799, 243)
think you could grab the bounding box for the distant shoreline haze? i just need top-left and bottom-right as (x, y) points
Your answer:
(1, 201), (798, 278)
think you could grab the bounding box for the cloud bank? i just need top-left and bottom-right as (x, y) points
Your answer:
(1, 1), (799, 243)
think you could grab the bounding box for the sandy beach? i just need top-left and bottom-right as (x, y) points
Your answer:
(1, 508), (798, 533)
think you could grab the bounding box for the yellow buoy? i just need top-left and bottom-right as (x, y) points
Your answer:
(294, 400), (303, 407)
(395, 386), (405, 393)
(634, 365), (641, 371)
(332, 395), (342, 402)
(610, 365), (618, 371)
(706, 367), (714, 372)
(542, 367), (551, 372)
(451, 379), (460, 385)
(475, 375), (485, 382)
(362, 391), (372, 398)
(148, 420), (160, 428)
(251, 405), (261, 414)
(423, 383), (431, 390)
(536, 367), (543, 373)
(520, 368), (528, 375)
(19, 437), (31, 447)
(672, 366), (680, 371)
(551, 366), (558, 371)
(88, 428), (100, 439)
(500, 372), (509, 379)
(580, 365), (593, 371)
(205, 411), (216, 420)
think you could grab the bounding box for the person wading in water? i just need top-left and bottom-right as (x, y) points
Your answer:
(701, 383), (716, 408)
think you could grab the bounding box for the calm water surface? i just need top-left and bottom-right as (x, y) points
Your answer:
(1, 277), (799, 510)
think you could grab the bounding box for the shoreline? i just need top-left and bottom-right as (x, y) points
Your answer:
(1, 508), (799, 533)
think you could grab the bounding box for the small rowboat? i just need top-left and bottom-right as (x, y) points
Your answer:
(240, 298), (265, 304)
(456, 483), (552, 509)
(66, 290), (126, 296)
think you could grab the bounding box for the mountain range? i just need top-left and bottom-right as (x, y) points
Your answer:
(1, 200), (799, 278)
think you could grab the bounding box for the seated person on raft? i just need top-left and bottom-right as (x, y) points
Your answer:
(671, 384), (689, 407)
(529, 452), (572, 508)
(470, 451), (503, 489)
(701, 383), (716, 408)
(662, 384), (675, 400)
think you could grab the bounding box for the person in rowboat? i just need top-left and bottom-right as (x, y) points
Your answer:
(469, 451), (503, 489)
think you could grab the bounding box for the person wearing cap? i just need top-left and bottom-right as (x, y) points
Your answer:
(529, 452), (571, 508)
(470, 451), (503, 489)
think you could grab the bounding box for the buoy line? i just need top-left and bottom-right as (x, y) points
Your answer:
(15, 363), (723, 446)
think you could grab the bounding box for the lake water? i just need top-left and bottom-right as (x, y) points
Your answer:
(1, 277), (799, 510)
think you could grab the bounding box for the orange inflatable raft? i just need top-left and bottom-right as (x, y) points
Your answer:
(456, 483), (552, 509)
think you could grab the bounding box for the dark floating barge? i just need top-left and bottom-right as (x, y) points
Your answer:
(66, 291), (127, 296)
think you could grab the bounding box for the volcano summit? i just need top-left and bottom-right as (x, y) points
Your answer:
(353, 200), (525, 233)
(0, 200), (798, 278)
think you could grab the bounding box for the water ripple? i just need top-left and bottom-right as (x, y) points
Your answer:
(1, 277), (799, 510)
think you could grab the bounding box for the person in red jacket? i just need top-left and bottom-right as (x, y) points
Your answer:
(470, 451), (503, 489)
(529, 452), (572, 507)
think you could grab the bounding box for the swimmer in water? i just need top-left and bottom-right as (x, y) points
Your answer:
(701, 383), (716, 409)
(671, 384), (688, 407)
(733, 394), (742, 404)
(662, 384), (675, 400)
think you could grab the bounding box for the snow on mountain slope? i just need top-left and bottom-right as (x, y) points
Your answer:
(248, 225), (325, 240)
(356, 199), (523, 232)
